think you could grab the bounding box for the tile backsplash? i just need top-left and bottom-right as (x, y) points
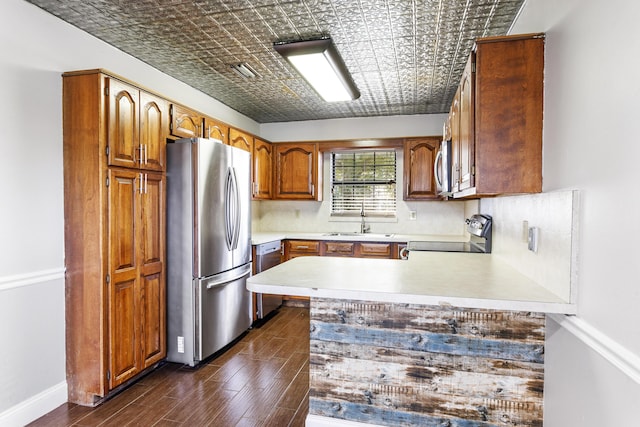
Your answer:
(252, 199), (472, 236)
(481, 190), (579, 303)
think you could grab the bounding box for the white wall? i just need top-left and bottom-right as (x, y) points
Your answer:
(0, 1), (258, 425)
(511, 0), (640, 424)
(260, 113), (448, 142)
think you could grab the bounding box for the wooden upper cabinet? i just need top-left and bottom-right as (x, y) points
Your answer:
(203, 115), (229, 143)
(274, 142), (321, 200)
(457, 54), (475, 193)
(107, 79), (139, 170)
(140, 91), (169, 172)
(106, 78), (168, 171)
(451, 33), (544, 198)
(170, 104), (202, 139)
(229, 128), (253, 152)
(403, 137), (440, 200)
(253, 137), (273, 200)
(449, 86), (461, 192)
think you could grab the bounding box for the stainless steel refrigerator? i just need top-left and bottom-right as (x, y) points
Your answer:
(166, 137), (252, 366)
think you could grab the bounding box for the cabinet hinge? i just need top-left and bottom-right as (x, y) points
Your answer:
(104, 87), (109, 96)
(471, 165), (476, 176)
(471, 62), (476, 73)
(106, 146), (109, 157)
(106, 274), (110, 284)
(106, 177), (110, 187)
(106, 370), (111, 381)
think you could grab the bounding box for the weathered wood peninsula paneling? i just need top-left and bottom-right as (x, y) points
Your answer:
(309, 298), (545, 426)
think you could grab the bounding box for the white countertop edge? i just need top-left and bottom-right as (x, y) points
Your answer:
(247, 282), (577, 314)
(251, 231), (468, 245)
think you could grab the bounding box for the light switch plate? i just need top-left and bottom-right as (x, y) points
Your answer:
(528, 227), (539, 253)
(409, 211), (417, 220)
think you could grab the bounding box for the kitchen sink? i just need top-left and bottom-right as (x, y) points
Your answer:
(323, 232), (395, 239)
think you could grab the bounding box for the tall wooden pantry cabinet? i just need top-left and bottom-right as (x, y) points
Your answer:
(62, 70), (167, 406)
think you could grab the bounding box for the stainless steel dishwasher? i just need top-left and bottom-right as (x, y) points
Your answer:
(254, 240), (283, 319)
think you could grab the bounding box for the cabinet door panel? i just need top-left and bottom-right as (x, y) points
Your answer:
(324, 242), (355, 256)
(170, 104), (202, 138)
(274, 143), (317, 200)
(109, 170), (138, 273)
(203, 116), (229, 143)
(140, 173), (164, 269)
(403, 138), (439, 200)
(253, 138), (272, 200)
(458, 54), (475, 192)
(108, 168), (140, 388)
(358, 242), (392, 258)
(139, 173), (166, 367)
(140, 92), (168, 172)
(141, 271), (164, 367)
(229, 128), (253, 152)
(449, 87), (461, 191)
(107, 79), (139, 169)
(109, 277), (139, 387)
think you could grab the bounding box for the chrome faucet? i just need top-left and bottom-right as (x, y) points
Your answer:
(360, 203), (370, 234)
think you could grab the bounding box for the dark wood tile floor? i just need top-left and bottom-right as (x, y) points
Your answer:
(29, 307), (310, 427)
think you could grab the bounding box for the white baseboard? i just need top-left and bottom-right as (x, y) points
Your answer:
(306, 414), (382, 427)
(0, 381), (67, 427)
(549, 314), (640, 384)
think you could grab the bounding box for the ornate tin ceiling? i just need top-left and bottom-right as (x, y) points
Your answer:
(27, 0), (524, 123)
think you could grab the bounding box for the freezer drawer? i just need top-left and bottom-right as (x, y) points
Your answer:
(195, 263), (252, 365)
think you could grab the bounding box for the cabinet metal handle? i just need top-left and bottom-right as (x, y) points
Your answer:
(138, 173), (144, 194)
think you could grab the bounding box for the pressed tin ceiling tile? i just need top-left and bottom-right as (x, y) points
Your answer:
(27, 0), (525, 123)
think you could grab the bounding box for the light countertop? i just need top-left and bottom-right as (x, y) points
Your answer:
(251, 231), (468, 245)
(246, 252), (576, 314)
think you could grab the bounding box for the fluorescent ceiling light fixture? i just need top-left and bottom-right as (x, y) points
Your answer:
(230, 62), (258, 79)
(274, 38), (360, 102)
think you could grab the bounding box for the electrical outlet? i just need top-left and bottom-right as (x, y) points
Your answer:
(527, 227), (539, 253)
(409, 211), (417, 220)
(177, 336), (185, 353)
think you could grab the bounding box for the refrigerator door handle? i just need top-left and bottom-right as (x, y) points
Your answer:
(205, 263), (252, 289)
(224, 167), (234, 250)
(224, 166), (242, 251)
(229, 167), (241, 250)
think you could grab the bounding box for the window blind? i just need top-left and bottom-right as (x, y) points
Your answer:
(331, 150), (397, 216)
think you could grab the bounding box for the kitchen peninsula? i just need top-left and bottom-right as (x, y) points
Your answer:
(247, 252), (575, 427)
